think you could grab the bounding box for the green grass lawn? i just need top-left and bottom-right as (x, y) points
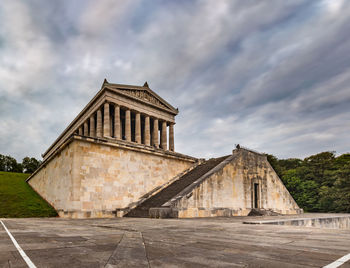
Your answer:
(0, 171), (57, 217)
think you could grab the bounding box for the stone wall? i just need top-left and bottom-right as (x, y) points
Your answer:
(28, 137), (195, 218)
(28, 142), (75, 212)
(173, 149), (301, 218)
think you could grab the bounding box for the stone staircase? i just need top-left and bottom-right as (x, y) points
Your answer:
(125, 155), (230, 217)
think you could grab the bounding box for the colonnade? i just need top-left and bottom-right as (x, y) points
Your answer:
(77, 102), (175, 151)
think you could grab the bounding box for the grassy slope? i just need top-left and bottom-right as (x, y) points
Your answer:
(0, 171), (57, 217)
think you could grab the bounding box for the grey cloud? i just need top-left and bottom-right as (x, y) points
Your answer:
(0, 0), (349, 161)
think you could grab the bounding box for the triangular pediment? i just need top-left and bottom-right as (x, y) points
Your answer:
(104, 81), (178, 113)
(118, 88), (171, 110)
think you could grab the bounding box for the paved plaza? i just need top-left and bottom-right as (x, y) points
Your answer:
(1, 214), (350, 267)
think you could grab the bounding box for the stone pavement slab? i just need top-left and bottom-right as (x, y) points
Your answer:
(0, 214), (349, 267)
(105, 231), (149, 268)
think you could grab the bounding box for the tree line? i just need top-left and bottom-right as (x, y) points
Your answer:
(0, 154), (41, 173)
(267, 151), (350, 213)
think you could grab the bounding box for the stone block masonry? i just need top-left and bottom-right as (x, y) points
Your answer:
(171, 149), (302, 218)
(27, 136), (196, 218)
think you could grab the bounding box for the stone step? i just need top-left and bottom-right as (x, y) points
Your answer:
(248, 209), (281, 216)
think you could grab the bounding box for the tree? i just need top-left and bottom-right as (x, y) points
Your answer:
(267, 151), (350, 213)
(303, 152), (336, 186)
(265, 154), (303, 178)
(265, 154), (282, 177)
(278, 158), (303, 173)
(332, 159), (350, 212)
(281, 169), (319, 212)
(22, 157), (41, 173)
(0, 154), (23, 173)
(0, 154), (5, 171)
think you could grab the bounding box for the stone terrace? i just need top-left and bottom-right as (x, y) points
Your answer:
(1, 214), (350, 267)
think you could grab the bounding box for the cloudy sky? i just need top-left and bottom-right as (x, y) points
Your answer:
(0, 0), (349, 161)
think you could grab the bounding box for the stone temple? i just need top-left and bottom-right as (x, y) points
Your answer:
(26, 80), (302, 218)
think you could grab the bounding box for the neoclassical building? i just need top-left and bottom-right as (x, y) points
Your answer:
(43, 79), (178, 161)
(27, 80), (302, 218)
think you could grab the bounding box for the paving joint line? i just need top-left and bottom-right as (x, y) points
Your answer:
(140, 231), (151, 268)
(104, 232), (124, 268)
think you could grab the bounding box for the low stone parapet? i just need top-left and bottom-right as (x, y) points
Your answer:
(243, 214), (350, 229)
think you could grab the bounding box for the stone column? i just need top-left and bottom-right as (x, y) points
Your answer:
(110, 114), (113, 136)
(83, 121), (88, 136)
(103, 102), (110, 138)
(125, 109), (131, 142)
(153, 119), (159, 148)
(114, 104), (120, 139)
(144, 116), (150, 146)
(89, 115), (95, 137)
(169, 123), (174, 151)
(161, 121), (167, 150)
(96, 109), (102, 138)
(78, 126), (83, 135)
(135, 112), (141, 143)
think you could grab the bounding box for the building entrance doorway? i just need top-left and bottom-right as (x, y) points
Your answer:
(253, 183), (259, 209)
